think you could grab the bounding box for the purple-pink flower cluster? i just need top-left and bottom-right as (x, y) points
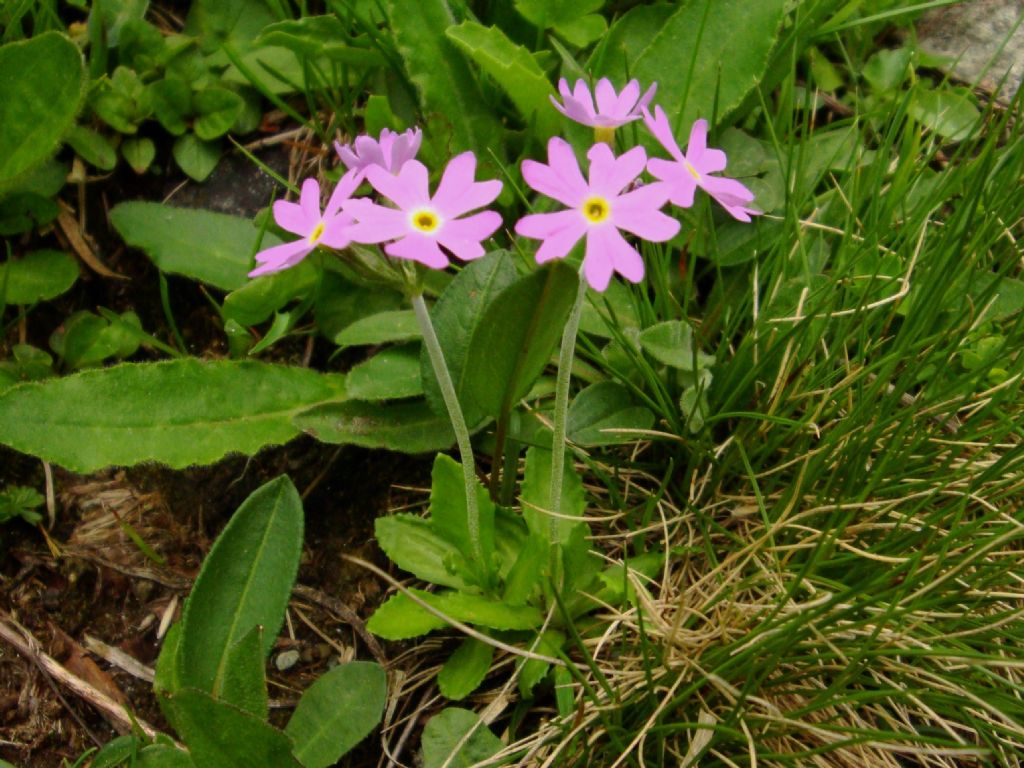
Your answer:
(251, 79), (759, 292)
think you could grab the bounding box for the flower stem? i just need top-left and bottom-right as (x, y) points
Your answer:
(549, 276), (588, 539)
(411, 292), (486, 572)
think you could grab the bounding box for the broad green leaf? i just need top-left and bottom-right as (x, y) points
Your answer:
(429, 453), (495, 582)
(186, 0), (276, 51)
(223, 256), (320, 327)
(136, 745), (197, 767)
(517, 629), (563, 698)
(909, 87), (980, 142)
(515, 0), (603, 29)
(375, 513), (470, 590)
(50, 309), (141, 368)
(347, 346), (423, 401)
(66, 125), (118, 171)
(567, 380), (655, 446)
(0, 359), (347, 472)
(445, 22), (559, 136)
(0, 33), (86, 191)
(295, 399), (454, 453)
(111, 202), (279, 291)
(0, 192), (60, 236)
(285, 662), (386, 768)
(122, 136), (157, 173)
(552, 13), (606, 47)
(464, 263), (579, 419)
(421, 708), (505, 768)
(438, 638), (494, 701)
(638, 320), (715, 371)
(172, 134), (221, 182)
(313, 271), (404, 341)
(161, 689), (301, 768)
(180, 477), (303, 699)
(386, 0), (503, 155)
(219, 625), (268, 718)
(154, 622), (183, 696)
(257, 17), (386, 66)
(520, 446), (585, 544)
(77, 734), (138, 768)
(862, 47), (911, 93)
(593, 0), (785, 130)
(193, 87), (245, 140)
(150, 76), (191, 135)
(335, 310), (420, 347)
(421, 250), (517, 428)
(502, 533), (547, 606)
(0, 250), (78, 305)
(368, 589), (543, 640)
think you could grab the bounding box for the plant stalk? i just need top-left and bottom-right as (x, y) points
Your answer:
(410, 292), (486, 571)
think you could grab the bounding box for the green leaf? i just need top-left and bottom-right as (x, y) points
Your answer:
(257, 17), (386, 66)
(193, 87), (246, 140)
(428, 453), (495, 582)
(502, 533), (547, 606)
(223, 256), (319, 327)
(421, 250), (517, 428)
(122, 136), (157, 174)
(0, 32), (86, 191)
(375, 513), (470, 590)
(135, 744), (197, 767)
(517, 629), (563, 698)
(285, 662), (387, 768)
(438, 638), (494, 701)
(0, 192), (60, 236)
(295, 399), (454, 453)
(150, 76), (192, 135)
(88, 735), (144, 768)
(187, 0), (277, 51)
(445, 22), (559, 136)
(464, 262), (579, 419)
(161, 688), (301, 768)
(520, 446), (585, 544)
(567, 380), (655, 446)
(638, 320), (715, 371)
(180, 477), (303, 701)
(0, 250), (78, 305)
(172, 134), (221, 182)
(0, 359), (347, 472)
(154, 622), (183, 696)
(335, 309), (420, 347)
(111, 202), (279, 291)
(386, 0), (504, 155)
(347, 345), (423, 401)
(594, 0), (785, 130)
(421, 708), (505, 768)
(909, 87), (980, 142)
(862, 47), (911, 93)
(552, 13), (606, 47)
(66, 125), (118, 171)
(515, 0), (603, 29)
(50, 309), (141, 369)
(219, 625), (268, 718)
(368, 589), (543, 640)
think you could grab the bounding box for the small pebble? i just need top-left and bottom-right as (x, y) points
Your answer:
(275, 649), (301, 672)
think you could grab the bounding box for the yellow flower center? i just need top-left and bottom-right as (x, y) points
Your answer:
(410, 208), (440, 233)
(308, 221), (326, 243)
(582, 196), (611, 224)
(684, 161), (701, 181)
(593, 126), (615, 146)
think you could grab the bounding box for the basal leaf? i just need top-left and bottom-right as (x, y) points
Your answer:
(135, 745), (196, 767)
(172, 134), (222, 182)
(334, 309), (420, 347)
(223, 255), (320, 327)
(638, 320), (715, 371)
(438, 638), (494, 701)
(520, 446), (585, 544)
(347, 345), (423, 401)
(421, 708), (505, 768)
(0, 33), (86, 191)
(445, 22), (559, 136)
(368, 589), (542, 640)
(111, 202), (277, 291)
(0, 359), (347, 472)
(464, 262), (579, 419)
(566, 380), (655, 446)
(218, 625), (268, 718)
(386, 0), (503, 155)
(515, 0), (603, 29)
(285, 662), (386, 768)
(428, 453), (495, 582)
(295, 399), (454, 453)
(375, 513), (470, 590)
(179, 476), (303, 699)
(0, 250), (79, 305)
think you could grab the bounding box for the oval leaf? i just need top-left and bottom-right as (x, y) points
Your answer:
(0, 359), (347, 472)
(334, 309), (420, 347)
(567, 381), (655, 446)
(421, 708), (505, 768)
(347, 346), (423, 401)
(295, 399), (453, 453)
(375, 513), (470, 590)
(0, 250), (79, 305)
(285, 662), (387, 768)
(180, 476), (304, 698)
(437, 638), (494, 701)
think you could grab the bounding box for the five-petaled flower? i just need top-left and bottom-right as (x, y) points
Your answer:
(643, 106), (760, 222)
(515, 137), (680, 292)
(551, 77), (657, 129)
(249, 172), (359, 277)
(334, 127), (422, 179)
(343, 151), (503, 269)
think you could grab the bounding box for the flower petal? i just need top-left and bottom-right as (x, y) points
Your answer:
(249, 239), (314, 277)
(637, 82), (657, 113)
(582, 227), (616, 292)
(318, 213), (354, 249)
(521, 137), (588, 208)
(343, 199), (410, 243)
(384, 233), (449, 269)
(272, 200), (310, 237)
(324, 169), (362, 217)
(642, 105), (684, 162)
(515, 208), (580, 239)
(613, 184), (679, 241)
(367, 160), (430, 211)
(614, 80), (641, 117)
(588, 143), (646, 197)
(298, 178), (322, 222)
(595, 78), (619, 116)
(701, 174), (756, 204)
(432, 152), (502, 217)
(605, 227), (646, 284)
(440, 209), (502, 245)
(686, 119), (709, 158)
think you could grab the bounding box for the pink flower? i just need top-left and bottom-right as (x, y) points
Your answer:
(249, 172), (359, 277)
(515, 137), (680, 292)
(334, 127), (422, 178)
(343, 151), (503, 269)
(643, 106), (760, 222)
(551, 78), (657, 129)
